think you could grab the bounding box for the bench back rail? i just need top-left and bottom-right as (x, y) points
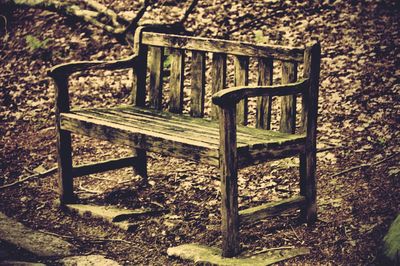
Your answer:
(132, 29), (315, 135)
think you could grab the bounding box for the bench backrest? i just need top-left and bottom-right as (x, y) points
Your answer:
(131, 27), (320, 135)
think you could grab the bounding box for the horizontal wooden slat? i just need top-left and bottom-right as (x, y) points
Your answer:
(237, 142), (304, 169)
(80, 106), (304, 145)
(60, 107), (305, 168)
(142, 32), (304, 62)
(212, 79), (308, 107)
(72, 156), (137, 177)
(239, 195), (306, 224)
(61, 114), (220, 166)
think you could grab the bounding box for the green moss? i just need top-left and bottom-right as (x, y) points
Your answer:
(383, 214), (400, 263)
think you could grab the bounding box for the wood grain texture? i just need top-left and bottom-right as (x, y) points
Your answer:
(131, 45), (147, 107)
(190, 51), (206, 117)
(211, 53), (227, 120)
(280, 61), (298, 133)
(60, 106), (306, 167)
(218, 106), (240, 257)
(256, 57), (273, 129)
(49, 55), (138, 78)
(54, 75), (75, 204)
(132, 148), (147, 181)
(169, 48), (185, 113)
(212, 79), (308, 107)
(72, 156), (138, 177)
(300, 42), (321, 225)
(234, 55), (249, 125)
(148, 46), (164, 110)
(142, 32), (304, 62)
(239, 196), (305, 224)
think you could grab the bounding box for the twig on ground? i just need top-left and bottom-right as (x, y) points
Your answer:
(331, 152), (399, 178)
(92, 176), (116, 182)
(290, 224), (303, 244)
(245, 246), (296, 257)
(0, 166), (57, 189)
(78, 183), (102, 194)
(39, 230), (134, 244)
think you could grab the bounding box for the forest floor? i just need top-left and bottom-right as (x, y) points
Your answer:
(0, 0), (399, 265)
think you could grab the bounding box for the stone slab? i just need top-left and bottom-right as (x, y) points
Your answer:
(0, 212), (74, 258)
(167, 243), (310, 266)
(381, 214), (400, 265)
(59, 255), (120, 266)
(65, 204), (163, 231)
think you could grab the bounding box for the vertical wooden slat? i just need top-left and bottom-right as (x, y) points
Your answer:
(54, 75), (75, 204)
(131, 28), (148, 181)
(256, 58), (273, 129)
(280, 61), (298, 133)
(219, 105), (240, 258)
(149, 46), (164, 110)
(233, 55), (249, 126)
(131, 27), (148, 107)
(190, 50), (206, 117)
(169, 48), (185, 113)
(211, 53), (227, 120)
(299, 42), (321, 225)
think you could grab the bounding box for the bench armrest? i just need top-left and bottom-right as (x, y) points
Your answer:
(212, 79), (309, 107)
(48, 55), (139, 78)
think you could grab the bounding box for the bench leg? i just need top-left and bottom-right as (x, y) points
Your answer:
(299, 151), (317, 224)
(56, 129), (75, 204)
(219, 107), (240, 258)
(220, 160), (240, 257)
(132, 148), (147, 183)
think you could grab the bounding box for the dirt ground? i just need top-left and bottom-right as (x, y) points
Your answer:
(0, 0), (399, 265)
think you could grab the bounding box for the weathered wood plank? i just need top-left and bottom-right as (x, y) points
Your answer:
(218, 106), (240, 257)
(148, 46), (164, 110)
(61, 106), (306, 170)
(280, 61), (298, 133)
(212, 79), (307, 107)
(190, 51), (206, 117)
(72, 156), (138, 177)
(237, 141), (305, 169)
(142, 32), (304, 62)
(75, 107), (305, 148)
(256, 57), (273, 129)
(169, 48), (185, 113)
(77, 109), (221, 146)
(299, 42), (321, 224)
(234, 55), (249, 126)
(54, 75), (75, 205)
(131, 45), (148, 106)
(60, 113), (220, 167)
(239, 196), (306, 224)
(211, 53), (227, 120)
(120, 106), (299, 140)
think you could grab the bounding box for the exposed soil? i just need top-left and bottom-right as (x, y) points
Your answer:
(0, 0), (399, 265)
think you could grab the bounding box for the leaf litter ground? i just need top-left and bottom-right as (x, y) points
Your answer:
(0, 0), (399, 264)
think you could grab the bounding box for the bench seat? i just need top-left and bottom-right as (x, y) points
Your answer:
(60, 106), (306, 168)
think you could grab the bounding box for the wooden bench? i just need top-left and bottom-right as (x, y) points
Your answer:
(49, 27), (320, 258)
